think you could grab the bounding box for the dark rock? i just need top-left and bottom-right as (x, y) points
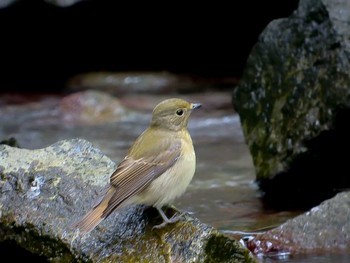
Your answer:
(244, 191), (350, 255)
(0, 139), (257, 262)
(0, 137), (20, 148)
(232, 0), (350, 209)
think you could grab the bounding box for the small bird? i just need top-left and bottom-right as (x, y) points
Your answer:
(72, 98), (201, 234)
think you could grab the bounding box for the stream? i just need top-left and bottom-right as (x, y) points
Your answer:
(0, 91), (345, 262)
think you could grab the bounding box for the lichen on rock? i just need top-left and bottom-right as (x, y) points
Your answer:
(0, 139), (257, 262)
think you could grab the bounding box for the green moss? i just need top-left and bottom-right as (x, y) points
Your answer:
(204, 234), (257, 263)
(95, 232), (168, 263)
(233, 0), (350, 181)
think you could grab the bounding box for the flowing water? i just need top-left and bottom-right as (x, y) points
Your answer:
(0, 93), (345, 262)
(0, 93), (291, 231)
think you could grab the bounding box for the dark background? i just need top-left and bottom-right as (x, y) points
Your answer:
(0, 0), (299, 93)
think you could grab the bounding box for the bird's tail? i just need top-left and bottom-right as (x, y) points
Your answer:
(71, 187), (115, 234)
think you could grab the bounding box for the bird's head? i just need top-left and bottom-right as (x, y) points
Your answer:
(151, 98), (201, 131)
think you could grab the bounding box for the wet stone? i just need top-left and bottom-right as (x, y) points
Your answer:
(0, 139), (257, 262)
(244, 191), (350, 255)
(233, 0), (350, 209)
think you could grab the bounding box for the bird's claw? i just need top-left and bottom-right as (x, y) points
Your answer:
(152, 211), (188, 230)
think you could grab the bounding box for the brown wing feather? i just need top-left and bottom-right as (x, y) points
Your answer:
(102, 140), (181, 218)
(72, 130), (182, 234)
(71, 187), (115, 234)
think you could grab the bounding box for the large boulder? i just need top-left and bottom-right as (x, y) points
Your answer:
(233, 0), (350, 209)
(0, 139), (257, 262)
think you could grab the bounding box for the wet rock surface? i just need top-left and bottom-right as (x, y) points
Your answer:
(233, 0), (350, 209)
(0, 139), (257, 262)
(243, 191), (350, 256)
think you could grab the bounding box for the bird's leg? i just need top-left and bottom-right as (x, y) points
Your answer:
(152, 207), (186, 229)
(168, 204), (181, 213)
(164, 204), (194, 217)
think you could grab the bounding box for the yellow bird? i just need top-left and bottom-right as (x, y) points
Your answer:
(72, 98), (201, 234)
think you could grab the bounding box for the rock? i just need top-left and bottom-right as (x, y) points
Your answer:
(59, 90), (128, 125)
(0, 137), (20, 147)
(232, 0), (350, 208)
(243, 191), (350, 255)
(0, 139), (257, 262)
(0, 90), (128, 128)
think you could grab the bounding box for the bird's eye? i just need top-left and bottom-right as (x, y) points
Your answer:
(176, 109), (184, 116)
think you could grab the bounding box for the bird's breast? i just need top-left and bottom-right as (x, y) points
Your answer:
(135, 134), (196, 207)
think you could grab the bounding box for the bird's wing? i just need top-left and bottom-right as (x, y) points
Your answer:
(102, 139), (181, 218)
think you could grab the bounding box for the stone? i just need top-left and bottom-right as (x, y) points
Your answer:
(232, 0), (350, 208)
(244, 191), (350, 255)
(59, 90), (128, 125)
(0, 139), (257, 262)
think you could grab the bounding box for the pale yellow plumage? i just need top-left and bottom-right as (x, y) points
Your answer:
(72, 98), (201, 234)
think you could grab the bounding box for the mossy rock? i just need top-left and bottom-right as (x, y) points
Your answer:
(233, 0), (350, 208)
(0, 139), (257, 262)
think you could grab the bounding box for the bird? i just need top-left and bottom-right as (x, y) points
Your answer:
(72, 98), (201, 234)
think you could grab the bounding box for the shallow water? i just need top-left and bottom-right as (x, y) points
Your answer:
(0, 94), (291, 232)
(0, 93), (345, 262)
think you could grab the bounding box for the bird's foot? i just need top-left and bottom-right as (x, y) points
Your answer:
(152, 207), (188, 230)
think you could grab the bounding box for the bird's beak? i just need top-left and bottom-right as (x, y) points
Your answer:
(191, 103), (202, 110)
